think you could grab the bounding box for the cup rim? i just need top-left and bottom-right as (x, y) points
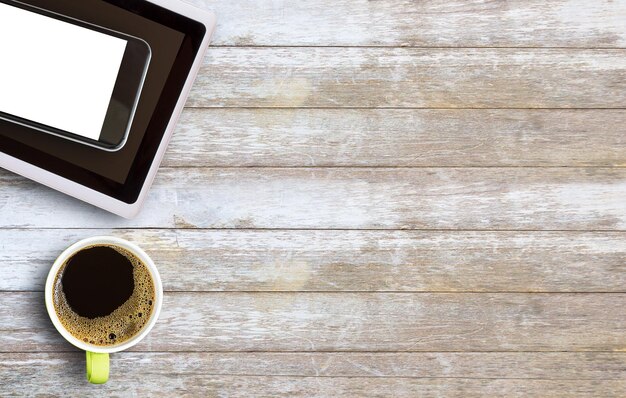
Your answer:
(45, 236), (163, 354)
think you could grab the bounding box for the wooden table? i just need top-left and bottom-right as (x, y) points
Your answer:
(1, 1), (625, 396)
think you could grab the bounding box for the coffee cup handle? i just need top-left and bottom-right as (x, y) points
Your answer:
(86, 352), (109, 384)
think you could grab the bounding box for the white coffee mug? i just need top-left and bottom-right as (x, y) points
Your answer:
(45, 236), (163, 384)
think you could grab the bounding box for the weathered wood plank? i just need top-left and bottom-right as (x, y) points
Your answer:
(2, 292), (624, 352)
(191, 48), (626, 108)
(185, 0), (626, 48)
(3, 352), (624, 379)
(0, 168), (624, 230)
(1, 353), (625, 397)
(2, 229), (624, 293)
(2, 369), (624, 398)
(165, 109), (626, 167)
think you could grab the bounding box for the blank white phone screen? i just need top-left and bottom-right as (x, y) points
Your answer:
(0, 2), (127, 140)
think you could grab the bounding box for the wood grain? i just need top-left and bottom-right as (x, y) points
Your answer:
(3, 292), (624, 352)
(5, 352), (624, 379)
(2, 374), (624, 397)
(191, 48), (626, 108)
(184, 0), (626, 48)
(1, 353), (625, 397)
(2, 229), (624, 293)
(1, 168), (624, 230)
(165, 109), (626, 167)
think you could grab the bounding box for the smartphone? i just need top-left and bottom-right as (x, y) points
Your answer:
(0, 0), (151, 151)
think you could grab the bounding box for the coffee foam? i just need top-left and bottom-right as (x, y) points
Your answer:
(53, 244), (155, 347)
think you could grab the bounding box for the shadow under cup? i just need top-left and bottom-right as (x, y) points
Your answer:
(45, 236), (163, 383)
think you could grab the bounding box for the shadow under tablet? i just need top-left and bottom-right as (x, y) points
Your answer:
(0, 0), (185, 185)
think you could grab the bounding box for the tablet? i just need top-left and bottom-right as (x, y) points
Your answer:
(0, 0), (216, 218)
(0, 0), (151, 151)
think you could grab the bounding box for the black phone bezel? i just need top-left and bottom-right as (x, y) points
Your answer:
(0, 0), (206, 203)
(99, 38), (152, 150)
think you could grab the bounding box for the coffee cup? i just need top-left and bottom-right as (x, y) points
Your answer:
(45, 236), (163, 384)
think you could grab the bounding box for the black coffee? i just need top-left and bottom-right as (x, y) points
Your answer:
(61, 246), (135, 318)
(53, 245), (155, 346)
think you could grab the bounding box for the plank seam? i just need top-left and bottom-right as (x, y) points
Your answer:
(182, 106), (626, 110)
(160, 166), (626, 169)
(2, 350), (625, 354)
(3, 291), (625, 294)
(2, 228), (624, 232)
(208, 45), (626, 50)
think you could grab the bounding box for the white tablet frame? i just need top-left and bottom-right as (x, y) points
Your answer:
(0, 0), (216, 218)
